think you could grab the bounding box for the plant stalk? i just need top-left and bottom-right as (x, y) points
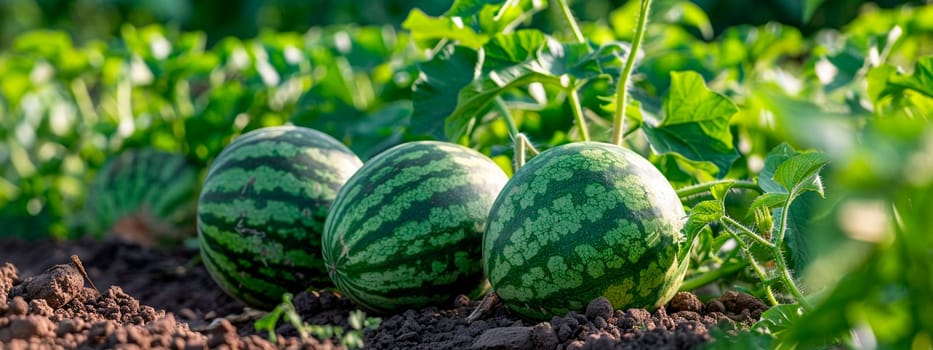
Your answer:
(494, 97), (520, 138)
(721, 223), (779, 306)
(494, 0), (521, 21)
(771, 245), (813, 310)
(611, 0), (652, 146)
(515, 134), (527, 170)
(513, 133), (539, 170)
(775, 195), (793, 246)
(676, 180), (762, 198)
(555, 0), (586, 44)
(722, 216), (776, 249)
(679, 260), (749, 292)
(568, 89), (590, 141)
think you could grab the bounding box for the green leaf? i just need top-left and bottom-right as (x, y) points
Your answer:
(402, 9), (488, 49)
(884, 57), (933, 99)
(659, 0), (714, 40)
(773, 152), (829, 198)
(685, 200), (723, 239)
(411, 45), (480, 140)
(656, 152), (721, 185)
(759, 143), (798, 194)
(803, 0), (826, 23)
(643, 71), (739, 177)
(869, 57), (933, 114)
(709, 181), (734, 202)
(759, 143), (828, 275)
(753, 303), (804, 349)
(443, 31), (624, 140)
(748, 193), (790, 217)
(403, 0), (545, 50)
(445, 0), (506, 17)
(255, 301), (287, 342)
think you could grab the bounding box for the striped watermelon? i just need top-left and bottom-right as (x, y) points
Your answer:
(483, 142), (688, 320)
(197, 126), (363, 309)
(322, 141), (508, 314)
(83, 148), (199, 247)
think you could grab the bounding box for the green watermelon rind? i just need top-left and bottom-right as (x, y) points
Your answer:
(322, 141), (509, 314)
(83, 148), (199, 239)
(197, 125), (363, 310)
(484, 141), (688, 321)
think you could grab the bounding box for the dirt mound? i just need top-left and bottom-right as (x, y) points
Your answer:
(1, 238), (767, 349)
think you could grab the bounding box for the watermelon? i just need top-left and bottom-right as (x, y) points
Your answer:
(322, 141), (508, 314)
(483, 142), (688, 320)
(197, 126), (363, 309)
(83, 148), (199, 247)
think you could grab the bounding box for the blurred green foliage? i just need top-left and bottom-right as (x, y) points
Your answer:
(0, 23), (420, 238)
(1, 0), (932, 347)
(0, 0), (922, 49)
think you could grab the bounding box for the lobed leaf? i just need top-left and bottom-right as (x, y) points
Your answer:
(442, 31), (625, 141)
(411, 45), (480, 140)
(643, 71), (739, 177)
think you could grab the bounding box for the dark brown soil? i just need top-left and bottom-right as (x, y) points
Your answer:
(0, 237), (768, 349)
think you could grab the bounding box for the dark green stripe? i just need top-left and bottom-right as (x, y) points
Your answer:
(199, 233), (288, 309)
(198, 222), (329, 289)
(198, 210), (324, 253)
(333, 148), (450, 210)
(200, 186), (333, 217)
(337, 185), (491, 261)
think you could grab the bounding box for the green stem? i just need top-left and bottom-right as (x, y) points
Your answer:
(611, 0), (651, 146)
(568, 89), (590, 141)
(775, 195), (793, 245)
(721, 222), (779, 306)
(722, 216), (775, 249)
(522, 134), (540, 156)
(676, 180), (762, 198)
(494, 0), (521, 21)
(679, 260), (749, 292)
(494, 97), (520, 138)
(771, 196), (813, 310)
(772, 246), (813, 310)
(555, 0), (585, 44)
(515, 134), (527, 170)
(513, 133), (539, 170)
(70, 79), (99, 124)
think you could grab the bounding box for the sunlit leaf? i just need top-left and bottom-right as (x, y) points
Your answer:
(710, 181), (735, 202)
(643, 71), (739, 177)
(685, 200), (723, 239)
(443, 31), (624, 140)
(748, 193), (790, 217)
(402, 9), (488, 49)
(868, 57), (933, 116)
(774, 152), (829, 198)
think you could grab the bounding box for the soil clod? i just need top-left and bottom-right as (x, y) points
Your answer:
(11, 263), (84, 308)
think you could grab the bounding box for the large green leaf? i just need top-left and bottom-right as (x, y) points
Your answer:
(442, 31), (625, 141)
(802, 0), (826, 23)
(643, 71), (739, 177)
(444, 0), (506, 17)
(402, 9), (488, 49)
(868, 57), (933, 113)
(403, 0), (545, 50)
(410, 45), (480, 139)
